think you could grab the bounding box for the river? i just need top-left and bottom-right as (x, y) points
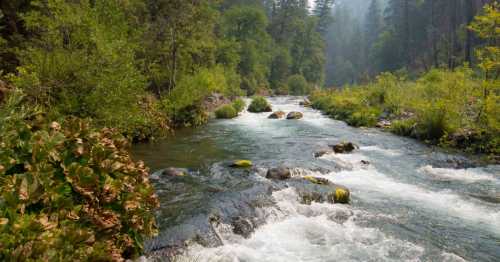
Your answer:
(132, 97), (500, 262)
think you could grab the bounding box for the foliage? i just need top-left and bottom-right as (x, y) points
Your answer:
(215, 104), (238, 119)
(247, 96), (272, 113)
(0, 90), (159, 261)
(311, 67), (500, 155)
(287, 74), (310, 95)
(231, 98), (246, 113)
(162, 66), (233, 127)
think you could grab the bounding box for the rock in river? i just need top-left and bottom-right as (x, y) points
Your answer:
(286, 112), (303, 120)
(232, 216), (255, 238)
(230, 160), (253, 168)
(266, 167), (291, 180)
(330, 142), (359, 154)
(162, 167), (188, 177)
(268, 111), (286, 119)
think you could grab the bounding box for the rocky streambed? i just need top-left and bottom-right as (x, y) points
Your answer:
(132, 97), (500, 262)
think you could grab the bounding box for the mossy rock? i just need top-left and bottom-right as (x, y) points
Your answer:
(248, 96), (272, 113)
(303, 176), (330, 185)
(328, 188), (350, 204)
(286, 112), (303, 120)
(230, 160), (253, 168)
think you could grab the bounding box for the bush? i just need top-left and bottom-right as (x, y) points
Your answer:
(0, 90), (159, 261)
(232, 98), (246, 112)
(215, 104), (238, 119)
(287, 74), (310, 95)
(248, 96), (272, 113)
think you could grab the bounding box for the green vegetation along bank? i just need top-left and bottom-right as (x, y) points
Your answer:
(311, 3), (500, 160)
(0, 0), (332, 141)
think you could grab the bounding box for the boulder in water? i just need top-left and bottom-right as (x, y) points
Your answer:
(360, 160), (370, 165)
(231, 216), (254, 238)
(330, 142), (359, 154)
(266, 167), (291, 180)
(299, 99), (311, 107)
(268, 111), (286, 119)
(230, 160), (253, 168)
(162, 167), (187, 177)
(286, 112), (303, 120)
(328, 187), (350, 204)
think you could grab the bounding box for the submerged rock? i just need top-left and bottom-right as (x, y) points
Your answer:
(314, 149), (332, 158)
(287, 112), (304, 120)
(330, 142), (359, 154)
(288, 178), (351, 205)
(360, 160), (370, 165)
(266, 167), (291, 180)
(230, 160), (253, 168)
(268, 111), (286, 119)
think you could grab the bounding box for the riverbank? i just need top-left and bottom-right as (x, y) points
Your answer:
(309, 68), (499, 163)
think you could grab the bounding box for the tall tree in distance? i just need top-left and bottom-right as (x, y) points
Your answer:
(313, 0), (335, 34)
(364, 0), (383, 75)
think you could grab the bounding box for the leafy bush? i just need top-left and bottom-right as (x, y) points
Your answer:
(310, 67), (500, 155)
(248, 96), (272, 113)
(232, 98), (246, 113)
(0, 90), (159, 261)
(287, 74), (310, 95)
(215, 104), (238, 119)
(163, 67), (237, 127)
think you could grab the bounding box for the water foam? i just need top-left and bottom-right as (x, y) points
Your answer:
(179, 188), (428, 262)
(418, 165), (499, 183)
(319, 169), (500, 233)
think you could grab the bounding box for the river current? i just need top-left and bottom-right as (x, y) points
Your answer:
(132, 97), (500, 262)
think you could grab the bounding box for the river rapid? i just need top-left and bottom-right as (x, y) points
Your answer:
(132, 97), (500, 262)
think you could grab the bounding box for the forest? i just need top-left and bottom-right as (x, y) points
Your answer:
(0, 0), (499, 261)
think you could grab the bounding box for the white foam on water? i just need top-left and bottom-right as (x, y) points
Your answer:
(360, 145), (402, 156)
(418, 165), (499, 183)
(320, 152), (372, 170)
(179, 188), (428, 262)
(319, 169), (500, 234)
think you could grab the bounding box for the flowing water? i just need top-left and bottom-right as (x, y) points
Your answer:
(132, 97), (500, 262)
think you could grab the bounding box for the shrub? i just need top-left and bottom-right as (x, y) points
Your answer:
(248, 96), (272, 113)
(0, 90), (159, 261)
(215, 104), (238, 119)
(287, 74), (310, 95)
(232, 98), (246, 112)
